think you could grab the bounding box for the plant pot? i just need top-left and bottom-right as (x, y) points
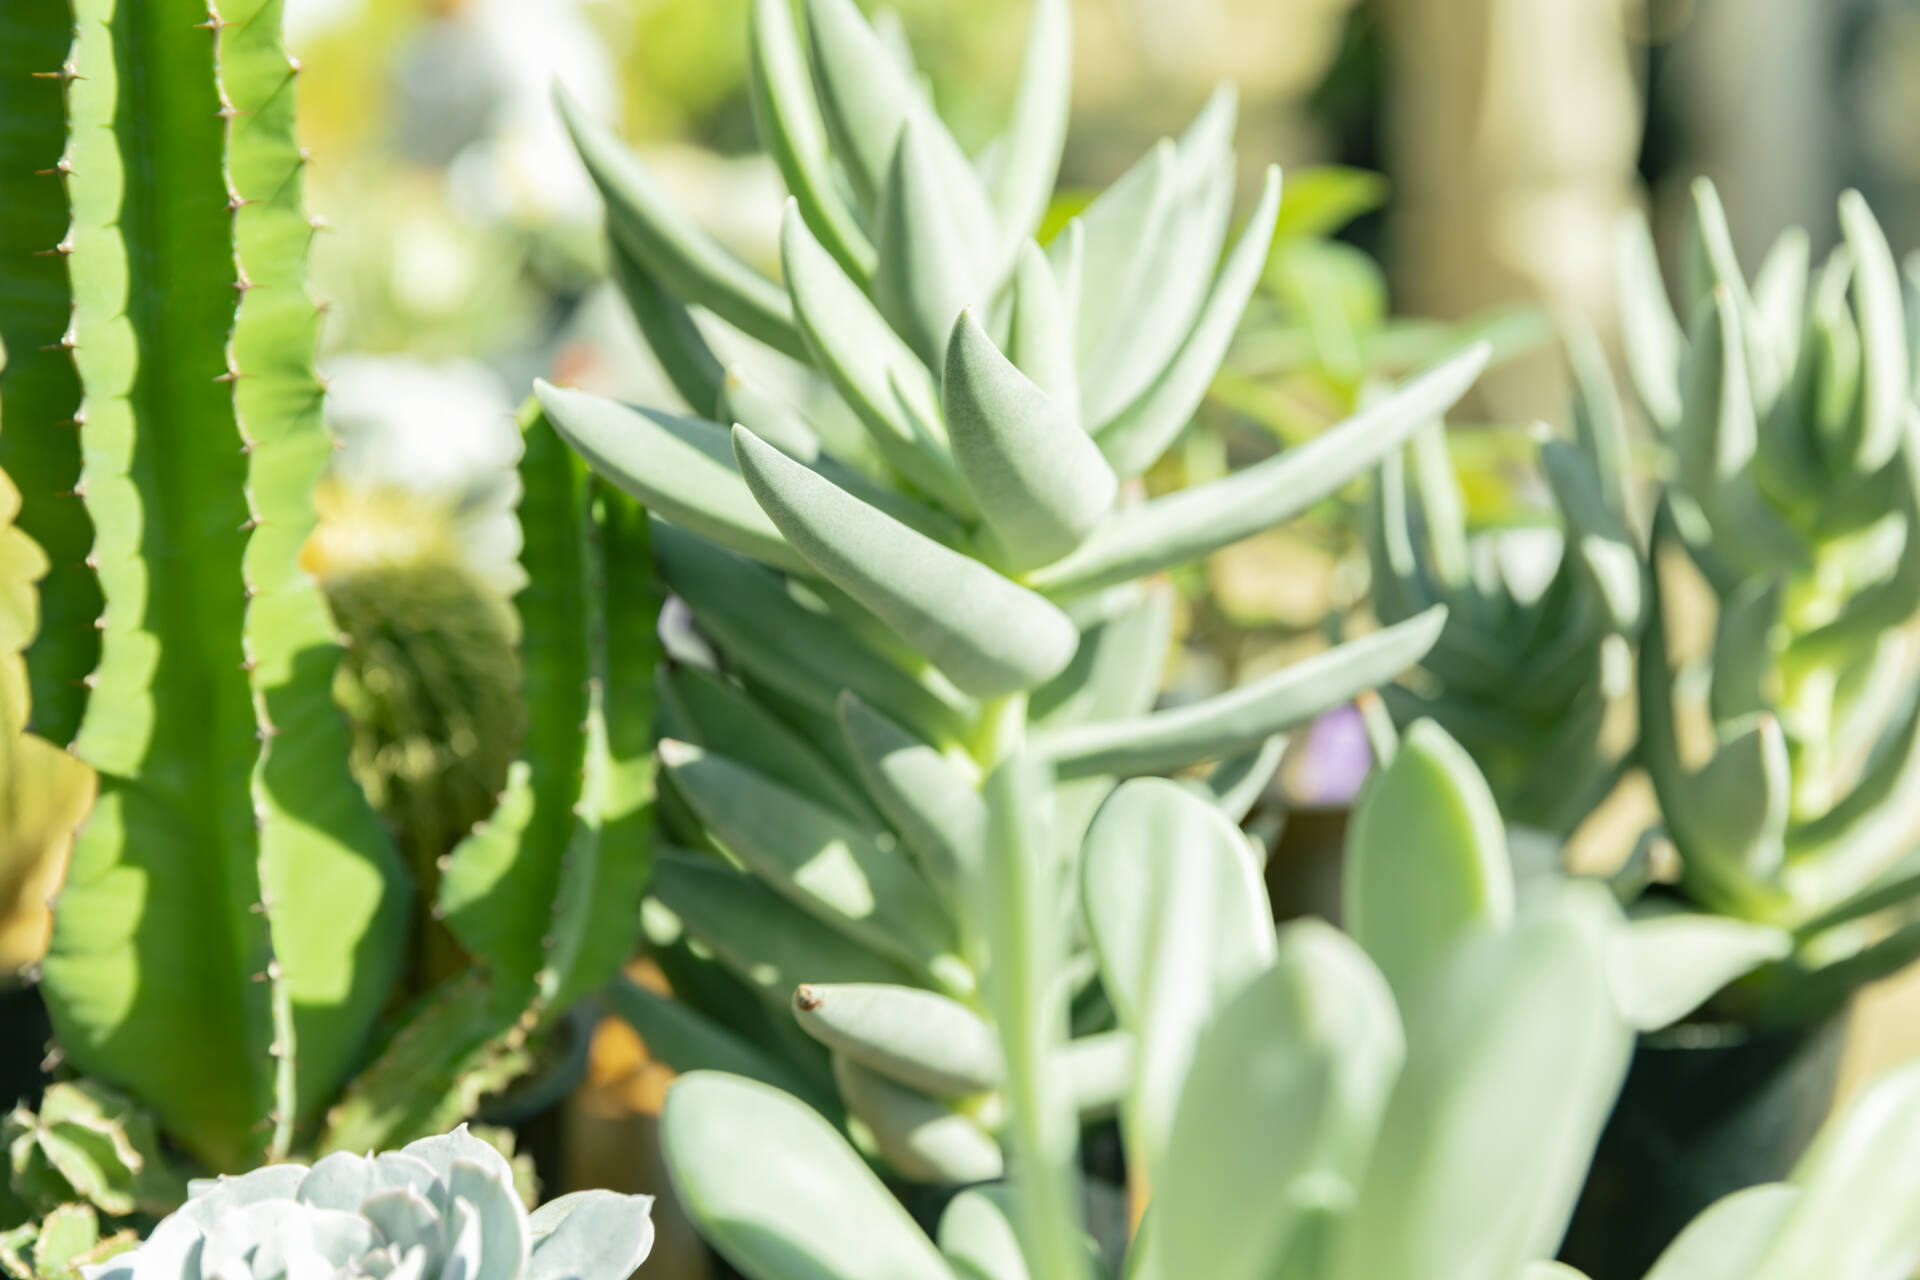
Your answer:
(1557, 1008), (1851, 1280)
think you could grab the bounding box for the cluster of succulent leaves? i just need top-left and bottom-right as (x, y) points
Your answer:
(85, 1127), (654, 1280)
(539, 0), (1495, 1171)
(0, 0), (658, 1200)
(1368, 325), (1644, 837)
(658, 722), (1920, 1280)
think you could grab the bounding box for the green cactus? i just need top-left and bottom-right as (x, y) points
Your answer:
(0, 0), (656, 1179)
(549, 0), (1484, 1181)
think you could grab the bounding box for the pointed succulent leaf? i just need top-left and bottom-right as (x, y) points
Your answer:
(650, 851), (925, 997)
(1044, 608), (1445, 779)
(1006, 241), (1081, 423)
(1345, 719), (1514, 1008)
(987, 0), (1071, 255)
(831, 1056), (1003, 1185)
(662, 1072), (955, 1280)
(1540, 438), (1642, 633)
(939, 1187), (1031, 1280)
(659, 740), (958, 978)
(605, 974), (829, 1111)
(558, 88), (804, 361)
(733, 426), (1078, 697)
(1153, 921), (1403, 1280)
(1614, 212), (1685, 433)
(1063, 140), (1176, 377)
(1709, 576), (1782, 726)
(1786, 680), (1920, 905)
(1748, 1061), (1920, 1280)
(1082, 778), (1276, 1179)
(521, 1191), (657, 1280)
(536, 382), (805, 574)
(944, 310), (1117, 568)
(1608, 903), (1791, 1031)
(874, 118), (981, 369)
(779, 205), (977, 512)
(1030, 584), (1174, 730)
(1095, 166), (1283, 479)
(1753, 226), (1811, 380)
(1037, 345), (1489, 595)
(837, 692), (985, 908)
(1643, 1184), (1798, 1280)
(1686, 714), (1791, 881)
(1198, 735), (1288, 823)
(607, 236), (725, 416)
(1839, 190), (1911, 475)
(793, 983), (1002, 1096)
(747, 0), (876, 282)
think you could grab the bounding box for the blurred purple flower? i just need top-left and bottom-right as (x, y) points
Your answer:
(1278, 702), (1374, 810)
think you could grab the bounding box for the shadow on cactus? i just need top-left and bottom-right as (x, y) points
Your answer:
(541, 0), (1488, 1180)
(0, 0), (657, 1212)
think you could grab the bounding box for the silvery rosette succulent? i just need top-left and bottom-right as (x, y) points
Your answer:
(653, 720), (1920, 1280)
(84, 1128), (652, 1280)
(1616, 180), (1920, 1022)
(537, 0), (1485, 1178)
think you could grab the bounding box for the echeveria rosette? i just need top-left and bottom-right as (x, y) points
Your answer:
(1618, 181), (1920, 1024)
(538, 0), (1487, 1181)
(86, 1128), (653, 1280)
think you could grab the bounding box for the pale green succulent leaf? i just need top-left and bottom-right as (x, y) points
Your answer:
(837, 692), (984, 910)
(558, 88), (805, 361)
(1608, 903), (1791, 1031)
(1153, 920), (1402, 1280)
(939, 1187), (1031, 1280)
(747, 0), (876, 283)
(1095, 165), (1281, 479)
(604, 973), (830, 1113)
(1030, 584), (1174, 731)
(1007, 241), (1081, 423)
(779, 204), (978, 512)
(607, 235), (725, 416)
(733, 425), (1078, 697)
(536, 382), (807, 574)
(1642, 1184), (1798, 1280)
(793, 983), (1001, 1096)
(660, 740), (957, 978)
(1082, 779), (1276, 1181)
(650, 851), (924, 997)
(1708, 576), (1782, 727)
(1345, 719), (1514, 1008)
(1038, 345), (1488, 595)
(1839, 190), (1911, 475)
(832, 1056), (1004, 1185)
(1062, 140), (1176, 382)
(1198, 734), (1287, 823)
(944, 310), (1117, 567)
(1688, 713), (1792, 882)
(1540, 438), (1642, 633)
(874, 118), (981, 369)
(1786, 679), (1920, 904)
(987, 0), (1071, 257)
(1614, 212), (1685, 433)
(1044, 607), (1445, 779)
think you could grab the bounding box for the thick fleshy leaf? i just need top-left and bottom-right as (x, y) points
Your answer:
(1615, 212), (1685, 433)
(607, 236), (725, 416)
(1030, 584), (1174, 731)
(733, 426), (1078, 697)
(939, 1187), (1030, 1280)
(1839, 190), (1910, 474)
(1095, 166), (1282, 479)
(832, 1056), (1003, 1185)
(747, 0), (875, 282)
(837, 692), (984, 910)
(558, 89), (804, 361)
(1608, 904), (1791, 1031)
(1749, 1061), (1920, 1280)
(605, 973), (830, 1112)
(1787, 676), (1920, 906)
(1006, 241), (1080, 423)
(1061, 140), (1176, 379)
(1687, 714), (1791, 881)
(793, 983), (1001, 1096)
(661, 1072), (954, 1280)
(1642, 1184), (1798, 1280)
(1345, 719), (1514, 1008)
(536, 382), (804, 573)
(524, 1191), (657, 1280)
(986, 0), (1070, 256)
(660, 740), (958, 979)
(1154, 921), (1402, 1280)
(1082, 779), (1276, 1179)
(1043, 608), (1445, 779)
(1540, 438), (1642, 633)
(1198, 735), (1287, 822)
(779, 206), (976, 512)
(650, 851), (924, 997)
(874, 118), (981, 369)
(1036, 345), (1489, 595)
(944, 310), (1116, 568)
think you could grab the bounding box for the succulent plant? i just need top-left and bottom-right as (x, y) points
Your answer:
(1614, 181), (1920, 1022)
(655, 720), (1920, 1280)
(0, 0), (656, 1173)
(85, 1127), (653, 1280)
(1368, 328), (1644, 837)
(545, 0), (1485, 1169)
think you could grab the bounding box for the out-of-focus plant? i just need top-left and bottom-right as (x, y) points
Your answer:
(542, 0), (1486, 1181)
(0, 0), (655, 1205)
(1612, 180), (1920, 1026)
(82, 1126), (654, 1280)
(656, 718), (1920, 1280)
(1367, 329), (1644, 837)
